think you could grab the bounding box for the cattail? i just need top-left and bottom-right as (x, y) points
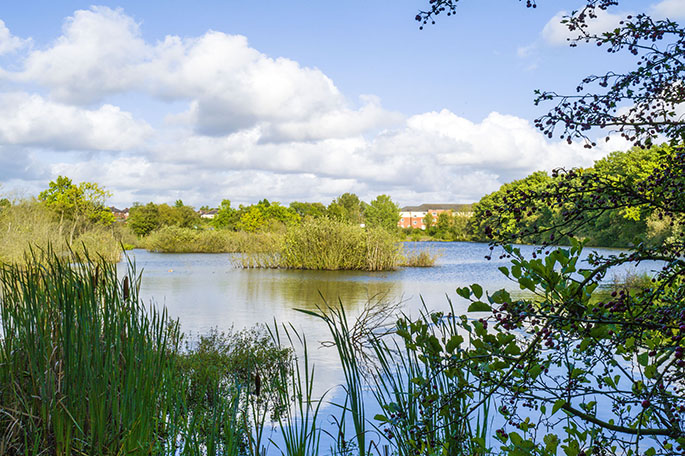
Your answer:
(123, 276), (129, 301)
(254, 371), (261, 396)
(91, 265), (99, 290)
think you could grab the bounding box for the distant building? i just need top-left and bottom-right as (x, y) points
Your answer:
(398, 203), (473, 230)
(109, 206), (129, 220)
(199, 209), (218, 219)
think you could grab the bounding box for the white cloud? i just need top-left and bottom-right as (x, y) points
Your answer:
(49, 109), (614, 207)
(0, 20), (29, 55)
(4, 7), (397, 141)
(651, 0), (685, 19)
(542, 9), (626, 46)
(13, 7), (147, 104)
(0, 7), (629, 208)
(0, 92), (152, 151)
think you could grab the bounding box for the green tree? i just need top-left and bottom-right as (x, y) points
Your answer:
(290, 201), (327, 219)
(39, 176), (114, 243)
(334, 192), (363, 224)
(405, 2), (685, 453)
(236, 206), (266, 232)
(422, 212), (434, 232)
(326, 201), (347, 222)
(364, 195), (400, 232)
(212, 199), (238, 230)
(127, 202), (160, 237)
(469, 171), (554, 243)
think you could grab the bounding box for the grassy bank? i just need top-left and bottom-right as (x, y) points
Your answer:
(0, 201), (123, 264)
(141, 225), (281, 254)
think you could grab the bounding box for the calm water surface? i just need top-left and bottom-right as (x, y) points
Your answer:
(122, 242), (655, 332)
(120, 241), (657, 390)
(118, 241), (661, 452)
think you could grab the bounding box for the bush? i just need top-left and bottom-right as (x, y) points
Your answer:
(241, 217), (404, 271)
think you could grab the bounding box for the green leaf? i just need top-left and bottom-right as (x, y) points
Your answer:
(471, 283), (483, 299)
(456, 287), (471, 299)
(645, 364), (657, 379)
(637, 352), (649, 367)
(468, 301), (492, 312)
(552, 399), (566, 415)
(509, 431), (522, 446)
(446, 334), (464, 353)
(498, 266), (509, 277)
(518, 276), (536, 292)
(374, 414), (389, 423)
(544, 433), (559, 453)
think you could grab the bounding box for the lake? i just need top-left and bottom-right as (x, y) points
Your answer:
(119, 241), (660, 453)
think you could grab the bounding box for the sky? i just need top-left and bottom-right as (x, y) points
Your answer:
(0, 0), (683, 208)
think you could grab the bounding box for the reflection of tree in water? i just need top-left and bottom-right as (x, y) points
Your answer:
(238, 269), (401, 312)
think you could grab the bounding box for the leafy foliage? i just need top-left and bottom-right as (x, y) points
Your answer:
(418, 0), (685, 148)
(364, 194), (400, 232)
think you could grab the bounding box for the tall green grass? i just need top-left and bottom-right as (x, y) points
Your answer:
(236, 218), (403, 271)
(0, 247), (178, 455)
(0, 247), (294, 456)
(0, 201), (122, 264)
(142, 225), (282, 254)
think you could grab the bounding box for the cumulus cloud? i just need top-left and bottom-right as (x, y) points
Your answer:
(0, 20), (29, 55)
(4, 7), (397, 140)
(12, 7), (147, 104)
(542, 9), (626, 46)
(64, 109), (613, 207)
(651, 0), (685, 19)
(0, 6), (629, 208)
(0, 92), (152, 151)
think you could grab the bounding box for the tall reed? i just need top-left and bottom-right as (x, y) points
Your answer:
(269, 323), (325, 456)
(0, 247), (178, 455)
(298, 303), (369, 456)
(238, 218), (403, 271)
(142, 225), (282, 254)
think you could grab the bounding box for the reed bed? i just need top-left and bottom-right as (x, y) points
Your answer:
(0, 248), (293, 455)
(0, 247), (178, 455)
(142, 226), (282, 254)
(237, 218), (403, 271)
(0, 202), (122, 264)
(398, 249), (440, 267)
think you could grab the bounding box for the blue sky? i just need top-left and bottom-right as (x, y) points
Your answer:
(0, 1), (682, 207)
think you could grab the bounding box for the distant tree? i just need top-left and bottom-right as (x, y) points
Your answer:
(237, 206), (266, 232)
(39, 176), (114, 243)
(174, 199), (184, 208)
(212, 199), (238, 230)
(436, 212), (451, 233)
(334, 192), (363, 224)
(263, 202), (300, 228)
(422, 212), (434, 232)
(364, 195), (400, 232)
(290, 201), (327, 219)
(127, 202), (160, 237)
(326, 201), (346, 222)
(0, 198), (10, 210)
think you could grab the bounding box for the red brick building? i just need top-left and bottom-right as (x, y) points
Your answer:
(398, 203), (473, 230)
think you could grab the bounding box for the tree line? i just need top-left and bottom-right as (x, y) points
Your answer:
(127, 193), (402, 237)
